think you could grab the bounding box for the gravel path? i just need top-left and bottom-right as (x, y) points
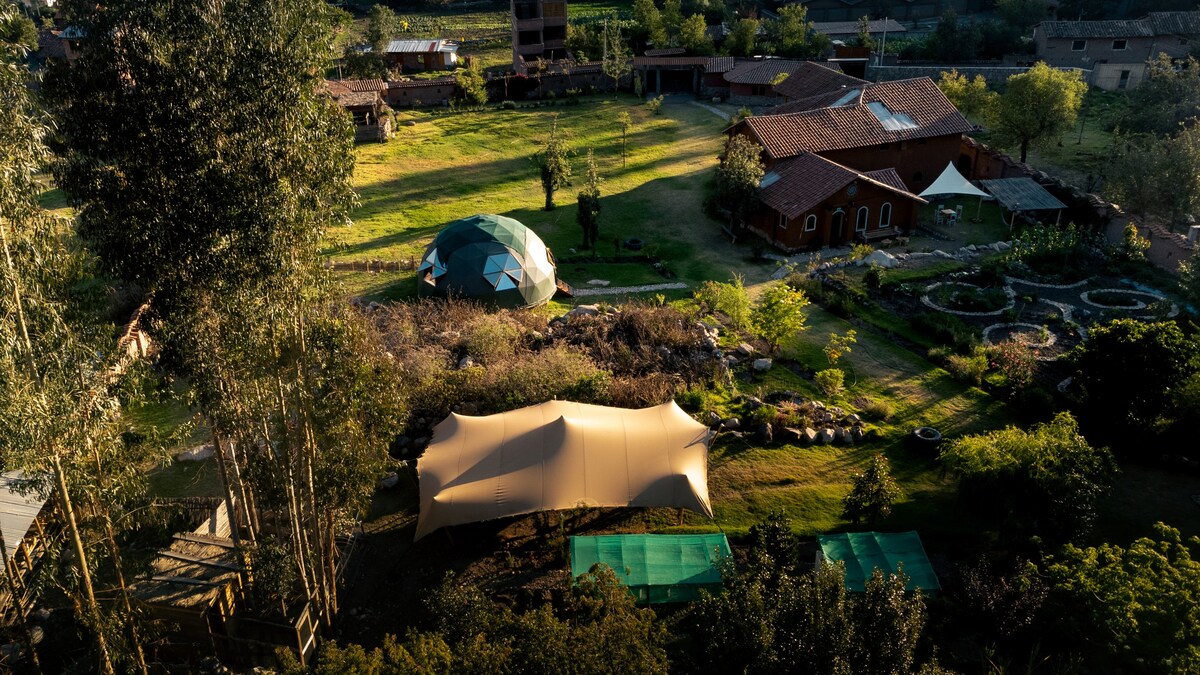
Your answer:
(572, 282), (689, 297)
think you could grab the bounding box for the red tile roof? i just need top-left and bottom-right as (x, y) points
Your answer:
(760, 153), (924, 219)
(723, 59), (810, 86)
(346, 79), (387, 92)
(863, 168), (908, 192)
(736, 77), (972, 160)
(772, 61), (867, 101)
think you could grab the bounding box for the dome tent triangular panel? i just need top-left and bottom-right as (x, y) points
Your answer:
(417, 214), (558, 309)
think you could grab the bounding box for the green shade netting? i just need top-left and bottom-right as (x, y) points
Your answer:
(817, 531), (940, 593)
(417, 214), (558, 309)
(570, 534), (732, 604)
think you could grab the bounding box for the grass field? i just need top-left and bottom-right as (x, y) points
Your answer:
(333, 95), (777, 298)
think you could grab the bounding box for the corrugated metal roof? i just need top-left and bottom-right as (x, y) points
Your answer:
(979, 178), (1067, 211)
(386, 39), (458, 54)
(1, 472), (48, 563)
(644, 47), (687, 56)
(739, 77), (972, 160)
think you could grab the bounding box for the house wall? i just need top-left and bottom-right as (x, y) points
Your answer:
(749, 183), (918, 251)
(816, 133), (962, 193)
(386, 80), (456, 107)
(1035, 32), (1190, 90)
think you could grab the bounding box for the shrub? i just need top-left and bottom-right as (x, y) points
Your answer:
(911, 312), (980, 353)
(647, 94), (664, 114)
(675, 388), (705, 412)
(987, 340), (1037, 390)
(863, 264), (883, 290)
(500, 100), (517, 110)
(946, 348), (988, 386)
(814, 368), (845, 397)
(695, 276), (752, 332)
(860, 398), (894, 421)
(464, 320), (520, 364)
(746, 403), (778, 426)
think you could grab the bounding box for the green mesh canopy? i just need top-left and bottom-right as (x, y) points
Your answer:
(570, 534), (732, 604)
(817, 531), (940, 593)
(417, 214), (558, 309)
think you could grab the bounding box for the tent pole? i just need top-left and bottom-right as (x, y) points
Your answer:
(1056, 209), (1062, 226)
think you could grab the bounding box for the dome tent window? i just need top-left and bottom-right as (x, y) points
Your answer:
(417, 214), (559, 308)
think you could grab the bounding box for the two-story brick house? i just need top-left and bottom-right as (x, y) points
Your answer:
(511, 0), (568, 72)
(1034, 11), (1200, 90)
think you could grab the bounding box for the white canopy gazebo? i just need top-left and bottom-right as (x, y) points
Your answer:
(919, 162), (991, 224)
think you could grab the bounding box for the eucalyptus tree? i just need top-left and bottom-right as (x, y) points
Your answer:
(48, 0), (406, 626)
(2, 8), (154, 672)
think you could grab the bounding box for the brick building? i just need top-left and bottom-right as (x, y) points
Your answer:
(1033, 11), (1200, 90)
(383, 39), (459, 72)
(511, 0), (568, 73)
(726, 74), (971, 250)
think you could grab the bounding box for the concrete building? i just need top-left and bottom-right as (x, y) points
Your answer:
(1034, 11), (1200, 90)
(510, 0), (568, 73)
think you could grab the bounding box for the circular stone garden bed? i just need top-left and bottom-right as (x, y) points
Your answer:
(922, 282), (1015, 316)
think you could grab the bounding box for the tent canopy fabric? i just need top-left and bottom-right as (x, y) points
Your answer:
(1, 472), (48, 563)
(918, 162), (990, 198)
(978, 177), (1068, 212)
(817, 531), (940, 593)
(417, 214), (558, 309)
(571, 534), (732, 604)
(415, 401), (713, 540)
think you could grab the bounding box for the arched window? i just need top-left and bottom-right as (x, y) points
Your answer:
(804, 214), (817, 232)
(879, 202), (892, 228)
(856, 206), (869, 232)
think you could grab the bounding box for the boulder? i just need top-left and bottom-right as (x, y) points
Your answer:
(569, 304), (601, 317)
(586, 279), (611, 287)
(829, 406), (845, 417)
(737, 343), (755, 356)
(812, 400), (826, 410)
(746, 396), (765, 409)
(755, 423), (773, 443)
(996, 241), (1012, 251)
(176, 444), (215, 462)
(909, 251), (933, 259)
(457, 355), (476, 369)
(722, 418), (741, 430)
(817, 427), (836, 444)
(377, 472), (400, 489)
(862, 249), (899, 269)
(844, 413), (862, 425)
(803, 427), (818, 444)
(706, 411), (722, 427)
(850, 427), (866, 443)
(753, 358), (773, 372)
(726, 356), (739, 367)
(703, 336), (718, 350)
(657, 345), (672, 358)
(779, 427), (802, 442)
(932, 249), (953, 258)
(771, 266), (791, 280)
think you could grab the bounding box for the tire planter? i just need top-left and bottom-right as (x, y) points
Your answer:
(624, 237), (644, 251)
(912, 427), (943, 451)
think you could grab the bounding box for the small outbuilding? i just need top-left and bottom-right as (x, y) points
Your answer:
(570, 534), (731, 604)
(816, 531), (940, 593)
(978, 177), (1068, 226)
(417, 214), (559, 309)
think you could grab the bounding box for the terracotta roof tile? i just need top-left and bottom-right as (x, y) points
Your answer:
(773, 61), (868, 102)
(723, 59), (810, 85)
(1038, 19), (1153, 39)
(761, 153), (924, 219)
(1145, 11), (1200, 35)
(738, 77), (972, 159)
(863, 168), (908, 192)
(346, 79), (387, 92)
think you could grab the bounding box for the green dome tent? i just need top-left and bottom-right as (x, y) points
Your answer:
(417, 214), (558, 309)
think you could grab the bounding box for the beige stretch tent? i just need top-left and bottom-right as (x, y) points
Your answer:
(415, 400), (713, 540)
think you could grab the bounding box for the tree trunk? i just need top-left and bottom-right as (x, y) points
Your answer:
(52, 454), (117, 675)
(1020, 139), (1029, 163)
(545, 188), (555, 211)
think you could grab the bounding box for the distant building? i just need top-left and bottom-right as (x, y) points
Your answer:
(812, 18), (907, 42)
(325, 80), (392, 142)
(722, 59), (815, 105)
(383, 39), (459, 72)
(510, 0), (568, 73)
(1034, 11), (1200, 90)
(791, 0), (974, 23)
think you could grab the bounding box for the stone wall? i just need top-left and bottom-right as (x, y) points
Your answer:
(866, 64), (1089, 85)
(1106, 218), (1197, 274)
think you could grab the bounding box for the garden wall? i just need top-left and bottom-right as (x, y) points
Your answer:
(1107, 218), (1197, 274)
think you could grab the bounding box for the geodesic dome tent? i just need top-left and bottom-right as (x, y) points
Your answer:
(417, 214), (558, 309)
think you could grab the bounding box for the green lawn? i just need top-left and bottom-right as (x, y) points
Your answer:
(334, 96), (773, 299)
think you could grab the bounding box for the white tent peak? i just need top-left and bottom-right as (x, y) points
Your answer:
(414, 400), (713, 540)
(918, 162), (989, 198)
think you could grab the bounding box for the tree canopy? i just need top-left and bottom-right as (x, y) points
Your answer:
(990, 62), (1087, 162)
(715, 134), (764, 234)
(937, 69), (997, 121)
(940, 412), (1115, 543)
